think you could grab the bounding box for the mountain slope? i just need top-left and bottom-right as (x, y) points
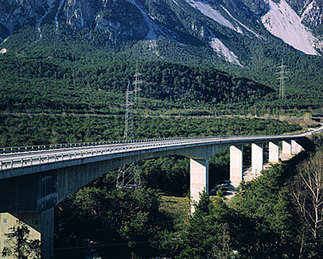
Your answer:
(0, 0), (322, 111)
(0, 51), (276, 114)
(262, 0), (319, 55)
(1, 0), (322, 58)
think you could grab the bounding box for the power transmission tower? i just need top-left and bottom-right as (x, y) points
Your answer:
(276, 59), (288, 99)
(123, 81), (135, 139)
(116, 68), (143, 189)
(133, 65), (143, 101)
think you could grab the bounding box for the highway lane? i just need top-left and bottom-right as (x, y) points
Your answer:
(0, 125), (322, 171)
(0, 135), (301, 162)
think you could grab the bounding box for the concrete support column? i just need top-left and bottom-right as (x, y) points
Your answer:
(190, 158), (209, 212)
(282, 140), (292, 156)
(251, 143), (263, 175)
(269, 141), (280, 163)
(291, 140), (304, 155)
(230, 145), (243, 188)
(41, 208), (54, 259)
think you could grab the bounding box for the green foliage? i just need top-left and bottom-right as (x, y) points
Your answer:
(231, 164), (301, 257)
(2, 220), (41, 259)
(0, 53), (274, 114)
(311, 133), (323, 152)
(0, 114), (300, 147)
(56, 187), (164, 258)
(153, 157), (317, 258)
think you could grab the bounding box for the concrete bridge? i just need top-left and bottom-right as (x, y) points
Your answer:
(0, 128), (321, 258)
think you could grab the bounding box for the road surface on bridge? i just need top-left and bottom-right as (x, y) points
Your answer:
(1, 124), (322, 173)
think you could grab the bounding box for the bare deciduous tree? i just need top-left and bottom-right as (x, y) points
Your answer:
(291, 151), (323, 256)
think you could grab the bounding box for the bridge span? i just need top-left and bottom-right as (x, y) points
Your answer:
(0, 128), (321, 258)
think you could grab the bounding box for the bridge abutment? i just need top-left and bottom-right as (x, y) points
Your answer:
(0, 212), (42, 258)
(0, 209), (54, 259)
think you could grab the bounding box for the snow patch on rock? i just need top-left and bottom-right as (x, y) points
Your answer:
(221, 5), (261, 38)
(301, 1), (314, 21)
(208, 29), (242, 67)
(172, 0), (187, 12)
(262, 0), (319, 55)
(0, 48), (7, 54)
(185, 0), (238, 32)
(127, 0), (158, 40)
(55, 0), (65, 34)
(36, 0), (57, 39)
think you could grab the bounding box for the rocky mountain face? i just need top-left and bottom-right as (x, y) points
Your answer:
(0, 0), (322, 64)
(0, 0), (148, 41)
(286, 0), (323, 29)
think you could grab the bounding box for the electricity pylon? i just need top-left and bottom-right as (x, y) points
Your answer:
(123, 81), (135, 139)
(276, 59), (288, 99)
(133, 66), (143, 101)
(116, 68), (143, 189)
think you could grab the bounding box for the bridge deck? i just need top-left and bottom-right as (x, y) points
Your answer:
(1, 127), (319, 175)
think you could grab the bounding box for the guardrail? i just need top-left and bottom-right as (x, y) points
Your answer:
(1, 127), (320, 172)
(0, 138), (200, 171)
(0, 138), (171, 154)
(0, 136), (218, 155)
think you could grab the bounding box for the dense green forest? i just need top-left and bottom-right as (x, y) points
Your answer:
(0, 25), (322, 116)
(0, 53), (277, 115)
(0, 114), (301, 147)
(0, 51), (320, 116)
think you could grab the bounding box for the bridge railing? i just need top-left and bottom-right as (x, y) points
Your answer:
(0, 136), (215, 154)
(1, 124), (318, 155)
(0, 139), (156, 154)
(0, 138), (197, 170)
(1, 128), (319, 171)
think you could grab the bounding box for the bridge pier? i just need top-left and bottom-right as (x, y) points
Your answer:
(291, 140), (304, 155)
(269, 141), (280, 163)
(190, 158), (209, 213)
(41, 208), (54, 259)
(251, 143), (263, 175)
(282, 140), (292, 155)
(230, 145), (243, 188)
(282, 140), (292, 160)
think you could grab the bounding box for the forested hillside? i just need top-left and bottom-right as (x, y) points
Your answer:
(1, 24), (322, 115)
(0, 47), (276, 114)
